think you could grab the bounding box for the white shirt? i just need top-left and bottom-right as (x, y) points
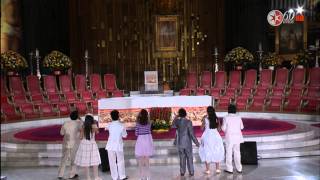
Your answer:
(60, 119), (83, 148)
(105, 120), (128, 152)
(222, 113), (244, 145)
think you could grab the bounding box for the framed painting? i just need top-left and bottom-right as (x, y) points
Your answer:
(275, 21), (307, 55)
(155, 15), (178, 52)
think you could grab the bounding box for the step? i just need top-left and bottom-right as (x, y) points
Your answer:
(259, 145), (320, 158)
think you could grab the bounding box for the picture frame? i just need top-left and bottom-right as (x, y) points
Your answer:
(155, 15), (178, 52)
(275, 21), (307, 56)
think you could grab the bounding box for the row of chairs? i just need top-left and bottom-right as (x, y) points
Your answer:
(1, 73), (123, 122)
(180, 67), (320, 112)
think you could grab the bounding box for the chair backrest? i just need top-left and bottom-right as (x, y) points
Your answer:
(200, 71), (212, 89)
(308, 67), (320, 87)
(274, 68), (289, 88)
(186, 72), (197, 89)
(90, 74), (102, 92)
(259, 69), (273, 88)
(291, 68), (305, 88)
(75, 74), (87, 92)
(104, 74), (117, 91)
(26, 75), (42, 95)
(243, 69), (257, 89)
(9, 76), (25, 95)
(59, 75), (73, 93)
(1, 77), (7, 97)
(43, 75), (58, 94)
(229, 71), (241, 89)
(213, 71), (226, 89)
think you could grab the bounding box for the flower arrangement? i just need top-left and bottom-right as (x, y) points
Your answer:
(262, 52), (282, 68)
(43, 50), (72, 70)
(224, 47), (254, 65)
(1, 50), (28, 71)
(150, 107), (172, 131)
(291, 50), (310, 66)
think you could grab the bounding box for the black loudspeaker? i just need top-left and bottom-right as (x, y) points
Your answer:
(240, 141), (258, 165)
(99, 148), (110, 172)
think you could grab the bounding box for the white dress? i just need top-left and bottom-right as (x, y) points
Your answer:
(75, 127), (101, 167)
(199, 118), (225, 163)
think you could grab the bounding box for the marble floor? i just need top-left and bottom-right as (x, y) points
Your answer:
(1, 156), (319, 180)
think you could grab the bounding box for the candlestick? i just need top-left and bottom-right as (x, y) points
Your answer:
(85, 49), (89, 58)
(259, 42), (262, 51)
(214, 47), (218, 56)
(316, 39), (319, 48)
(35, 49), (39, 57)
(213, 47), (219, 72)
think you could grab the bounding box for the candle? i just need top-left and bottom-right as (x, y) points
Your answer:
(214, 47), (218, 55)
(316, 39), (319, 48)
(259, 42), (262, 51)
(35, 49), (39, 57)
(85, 50), (88, 58)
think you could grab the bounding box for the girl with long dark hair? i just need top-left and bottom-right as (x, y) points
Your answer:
(75, 114), (102, 180)
(198, 106), (224, 174)
(135, 109), (154, 180)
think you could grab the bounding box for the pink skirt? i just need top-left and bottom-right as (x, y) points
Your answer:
(135, 134), (154, 157)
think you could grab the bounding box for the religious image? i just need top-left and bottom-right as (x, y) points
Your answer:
(279, 23), (304, 54)
(155, 15), (178, 51)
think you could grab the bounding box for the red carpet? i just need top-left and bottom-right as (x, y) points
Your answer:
(14, 118), (296, 142)
(312, 123), (320, 128)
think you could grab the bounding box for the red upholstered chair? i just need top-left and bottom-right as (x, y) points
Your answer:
(289, 68), (306, 92)
(271, 68), (289, 98)
(19, 103), (40, 119)
(103, 74), (124, 97)
(47, 93), (61, 103)
(43, 75), (59, 95)
(12, 95), (29, 105)
(79, 91), (94, 103)
(307, 67), (320, 89)
(211, 71), (226, 96)
(26, 75), (42, 96)
(180, 72), (198, 95)
(301, 99), (320, 113)
(8, 76), (26, 95)
(242, 69), (257, 89)
(74, 102), (88, 115)
(224, 71), (241, 98)
(197, 71), (212, 95)
(265, 97), (283, 112)
(90, 100), (98, 114)
(283, 97), (302, 112)
(30, 94), (45, 105)
(302, 88), (320, 100)
(90, 74), (107, 98)
(39, 103), (57, 117)
(1, 77), (9, 97)
(75, 74), (94, 101)
(216, 97), (231, 110)
(59, 75), (78, 102)
(256, 69), (273, 91)
(248, 97), (265, 111)
(235, 96), (249, 111)
(254, 88), (269, 98)
(1, 105), (22, 122)
(57, 103), (71, 117)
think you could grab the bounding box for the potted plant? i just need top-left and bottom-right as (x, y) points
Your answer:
(291, 50), (310, 68)
(1, 50), (28, 75)
(262, 52), (282, 70)
(43, 50), (72, 75)
(150, 107), (172, 133)
(224, 47), (254, 70)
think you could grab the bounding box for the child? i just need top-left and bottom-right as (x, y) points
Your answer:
(74, 114), (102, 180)
(135, 109), (154, 180)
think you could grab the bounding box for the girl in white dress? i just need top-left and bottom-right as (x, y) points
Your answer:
(199, 106), (225, 174)
(75, 115), (102, 180)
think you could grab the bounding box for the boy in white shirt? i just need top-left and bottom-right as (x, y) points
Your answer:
(105, 110), (128, 180)
(222, 104), (244, 173)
